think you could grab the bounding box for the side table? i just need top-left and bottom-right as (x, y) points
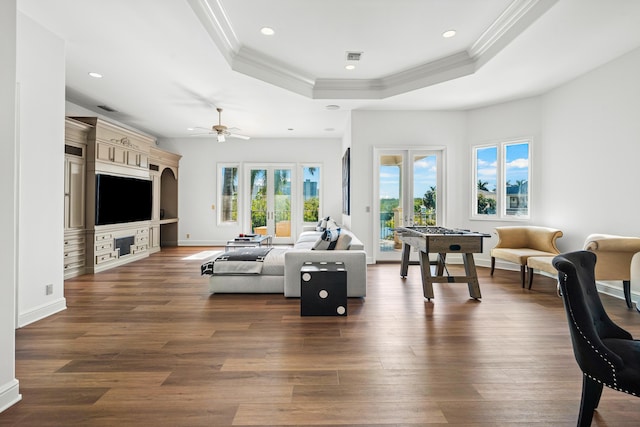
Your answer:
(300, 261), (347, 316)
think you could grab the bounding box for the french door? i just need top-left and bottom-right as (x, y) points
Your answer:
(245, 165), (295, 244)
(374, 148), (443, 261)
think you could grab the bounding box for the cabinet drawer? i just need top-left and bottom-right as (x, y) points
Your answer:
(64, 248), (85, 259)
(64, 241), (85, 252)
(96, 233), (112, 242)
(135, 235), (148, 244)
(64, 259), (85, 271)
(96, 251), (117, 264)
(132, 245), (148, 254)
(95, 241), (113, 252)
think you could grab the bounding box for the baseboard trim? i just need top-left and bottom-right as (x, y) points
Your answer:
(17, 297), (66, 328)
(0, 379), (21, 413)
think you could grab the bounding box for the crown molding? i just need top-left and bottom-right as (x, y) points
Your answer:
(188, 0), (558, 100)
(232, 46), (316, 98)
(187, 0), (239, 63)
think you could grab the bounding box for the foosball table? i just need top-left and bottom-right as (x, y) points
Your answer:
(394, 226), (490, 301)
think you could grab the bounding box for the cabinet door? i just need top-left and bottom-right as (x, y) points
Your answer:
(150, 225), (160, 249)
(65, 156), (85, 229)
(151, 172), (160, 221)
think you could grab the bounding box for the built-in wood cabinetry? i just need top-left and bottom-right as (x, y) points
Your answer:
(64, 118), (91, 279)
(64, 117), (180, 275)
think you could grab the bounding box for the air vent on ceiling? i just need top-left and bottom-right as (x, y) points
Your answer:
(97, 105), (118, 112)
(346, 51), (362, 61)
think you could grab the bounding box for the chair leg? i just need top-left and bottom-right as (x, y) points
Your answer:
(623, 280), (632, 309)
(528, 267), (534, 289)
(490, 257), (495, 275)
(578, 375), (603, 427)
(520, 265), (526, 288)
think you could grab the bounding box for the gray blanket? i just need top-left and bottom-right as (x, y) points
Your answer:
(201, 247), (272, 276)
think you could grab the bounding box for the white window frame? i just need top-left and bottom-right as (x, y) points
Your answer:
(472, 138), (531, 221)
(217, 163), (240, 226)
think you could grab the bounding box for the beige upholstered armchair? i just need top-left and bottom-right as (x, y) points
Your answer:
(584, 233), (640, 308)
(490, 226), (563, 287)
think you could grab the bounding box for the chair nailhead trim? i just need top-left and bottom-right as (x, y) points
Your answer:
(562, 273), (637, 397)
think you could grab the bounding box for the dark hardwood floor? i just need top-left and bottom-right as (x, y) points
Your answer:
(2, 246), (640, 426)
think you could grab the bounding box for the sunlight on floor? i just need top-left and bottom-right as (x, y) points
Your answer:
(182, 250), (222, 260)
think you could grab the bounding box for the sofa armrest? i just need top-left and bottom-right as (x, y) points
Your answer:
(584, 234), (640, 253)
(284, 249), (367, 298)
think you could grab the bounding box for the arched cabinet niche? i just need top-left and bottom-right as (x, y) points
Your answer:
(149, 146), (182, 253)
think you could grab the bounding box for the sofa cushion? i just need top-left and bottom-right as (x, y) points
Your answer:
(334, 232), (352, 250)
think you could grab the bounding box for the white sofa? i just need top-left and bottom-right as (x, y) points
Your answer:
(283, 229), (367, 297)
(206, 228), (367, 298)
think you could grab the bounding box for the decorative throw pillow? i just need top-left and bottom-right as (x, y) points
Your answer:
(316, 216), (340, 232)
(334, 232), (352, 250)
(316, 216), (330, 231)
(326, 218), (340, 230)
(312, 228), (341, 250)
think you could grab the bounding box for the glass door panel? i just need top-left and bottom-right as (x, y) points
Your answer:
(375, 149), (442, 261)
(246, 165), (294, 244)
(249, 168), (268, 235)
(273, 168), (291, 239)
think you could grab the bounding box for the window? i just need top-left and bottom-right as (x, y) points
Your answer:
(218, 164), (238, 224)
(301, 165), (321, 223)
(473, 140), (530, 219)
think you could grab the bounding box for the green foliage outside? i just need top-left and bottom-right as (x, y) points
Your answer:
(477, 179), (496, 214)
(303, 197), (319, 222)
(380, 186), (437, 239)
(477, 194), (496, 214)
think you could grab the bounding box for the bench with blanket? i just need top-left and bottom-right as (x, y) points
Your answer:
(201, 223), (367, 298)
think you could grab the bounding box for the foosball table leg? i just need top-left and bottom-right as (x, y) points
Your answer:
(400, 243), (410, 278)
(419, 250), (435, 300)
(463, 253), (482, 299)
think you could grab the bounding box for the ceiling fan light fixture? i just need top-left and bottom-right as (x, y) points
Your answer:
(217, 133), (225, 142)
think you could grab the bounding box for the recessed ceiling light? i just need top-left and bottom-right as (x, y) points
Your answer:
(187, 127), (194, 131)
(287, 128), (294, 131)
(261, 27), (275, 36)
(325, 105), (340, 110)
(345, 65), (355, 70)
(88, 72), (103, 78)
(442, 30), (456, 38)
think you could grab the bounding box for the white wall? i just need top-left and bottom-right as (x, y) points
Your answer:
(349, 110), (468, 261)
(0, 0), (21, 414)
(539, 46), (640, 250)
(158, 136), (343, 245)
(463, 96), (543, 266)
(16, 13), (66, 327)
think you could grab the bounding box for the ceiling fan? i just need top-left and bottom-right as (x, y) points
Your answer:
(192, 108), (250, 142)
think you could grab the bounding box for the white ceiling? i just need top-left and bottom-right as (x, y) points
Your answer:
(16, 0), (640, 140)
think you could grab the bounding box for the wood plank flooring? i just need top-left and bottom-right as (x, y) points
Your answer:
(2, 246), (640, 426)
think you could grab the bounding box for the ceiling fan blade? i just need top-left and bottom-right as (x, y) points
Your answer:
(228, 133), (250, 140)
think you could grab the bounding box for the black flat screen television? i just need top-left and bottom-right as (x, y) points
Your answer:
(95, 174), (152, 225)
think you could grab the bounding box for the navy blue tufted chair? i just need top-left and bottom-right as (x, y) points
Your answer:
(553, 250), (640, 426)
